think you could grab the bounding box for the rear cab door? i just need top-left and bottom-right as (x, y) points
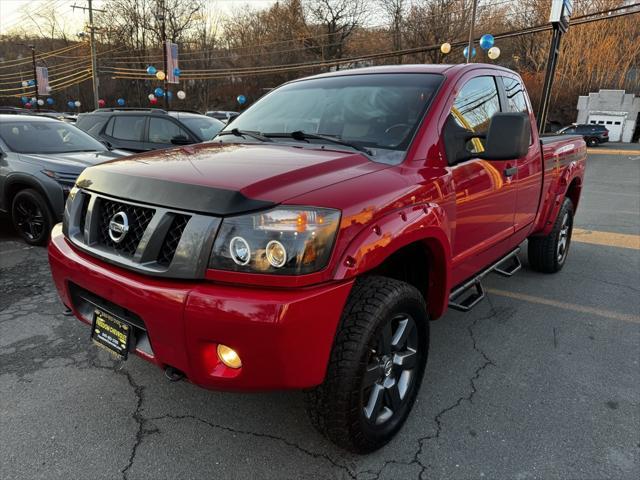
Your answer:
(497, 74), (543, 232)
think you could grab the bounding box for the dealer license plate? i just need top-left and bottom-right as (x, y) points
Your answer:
(91, 308), (131, 359)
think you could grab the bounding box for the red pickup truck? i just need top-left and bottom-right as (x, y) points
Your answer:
(48, 64), (586, 452)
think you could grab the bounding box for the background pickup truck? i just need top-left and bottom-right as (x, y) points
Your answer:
(48, 63), (586, 453)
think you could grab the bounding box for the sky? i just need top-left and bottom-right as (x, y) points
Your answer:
(0, 0), (278, 35)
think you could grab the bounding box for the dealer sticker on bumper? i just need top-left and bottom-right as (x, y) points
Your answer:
(91, 309), (131, 359)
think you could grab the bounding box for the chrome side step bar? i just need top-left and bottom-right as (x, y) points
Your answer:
(448, 248), (521, 312)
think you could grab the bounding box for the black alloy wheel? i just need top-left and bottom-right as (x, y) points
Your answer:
(11, 189), (54, 246)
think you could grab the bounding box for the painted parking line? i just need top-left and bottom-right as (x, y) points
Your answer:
(572, 228), (640, 250)
(487, 288), (640, 324)
(587, 148), (640, 155)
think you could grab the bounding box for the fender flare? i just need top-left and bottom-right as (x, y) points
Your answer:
(333, 203), (452, 319)
(3, 173), (61, 220)
(539, 161), (583, 236)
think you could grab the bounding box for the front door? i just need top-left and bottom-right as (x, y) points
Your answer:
(444, 75), (518, 266)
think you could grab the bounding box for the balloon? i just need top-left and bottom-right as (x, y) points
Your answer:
(74, 100), (81, 108)
(148, 93), (156, 101)
(176, 90), (186, 100)
(156, 71), (165, 80)
(150, 97), (158, 105)
(37, 99), (44, 106)
(117, 98), (125, 106)
(21, 96), (28, 104)
(440, 42), (451, 54)
(67, 101), (75, 109)
(237, 94), (246, 105)
(488, 46), (501, 60)
(21, 81), (28, 87)
(154, 87), (164, 97)
(479, 34), (495, 50)
(173, 67), (181, 76)
(146, 66), (157, 75)
(46, 97), (55, 105)
(27, 79), (35, 86)
(463, 46), (476, 59)
(31, 97), (37, 103)
(25, 102), (32, 108)
(98, 99), (105, 107)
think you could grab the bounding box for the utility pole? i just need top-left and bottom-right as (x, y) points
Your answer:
(537, 0), (573, 134)
(72, 1), (104, 110)
(466, 0), (478, 64)
(160, 0), (169, 110)
(30, 45), (40, 111)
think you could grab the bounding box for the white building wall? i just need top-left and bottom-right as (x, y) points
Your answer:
(576, 89), (640, 143)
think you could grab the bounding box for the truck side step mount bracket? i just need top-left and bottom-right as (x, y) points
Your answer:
(494, 254), (522, 277)
(448, 248), (520, 312)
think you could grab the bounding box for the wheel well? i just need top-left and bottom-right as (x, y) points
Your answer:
(5, 181), (54, 216)
(566, 178), (582, 210)
(367, 242), (429, 299)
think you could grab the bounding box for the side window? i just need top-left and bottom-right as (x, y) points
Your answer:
(148, 118), (188, 144)
(108, 116), (145, 141)
(564, 127), (576, 134)
(502, 77), (529, 114)
(450, 76), (501, 153)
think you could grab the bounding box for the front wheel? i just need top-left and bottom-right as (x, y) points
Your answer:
(11, 189), (54, 246)
(306, 276), (429, 453)
(528, 197), (574, 273)
(586, 137), (598, 147)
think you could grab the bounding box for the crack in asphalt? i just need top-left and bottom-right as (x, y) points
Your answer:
(145, 413), (359, 480)
(118, 365), (152, 480)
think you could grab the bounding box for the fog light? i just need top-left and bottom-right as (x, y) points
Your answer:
(265, 240), (287, 268)
(229, 236), (251, 265)
(217, 344), (242, 369)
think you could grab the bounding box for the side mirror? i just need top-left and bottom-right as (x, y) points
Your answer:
(100, 140), (113, 150)
(170, 135), (191, 145)
(443, 112), (530, 165)
(481, 112), (530, 160)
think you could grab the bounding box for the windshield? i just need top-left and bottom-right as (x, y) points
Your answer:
(0, 120), (106, 154)
(216, 73), (443, 164)
(180, 116), (224, 140)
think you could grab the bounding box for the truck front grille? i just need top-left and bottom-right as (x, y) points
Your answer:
(157, 214), (190, 266)
(97, 198), (155, 256)
(65, 190), (220, 278)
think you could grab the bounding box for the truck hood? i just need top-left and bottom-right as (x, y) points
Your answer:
(21, 150), (124, 170)
(76, 143), (388, 215)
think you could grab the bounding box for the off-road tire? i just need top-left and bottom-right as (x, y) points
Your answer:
(528, 197), (574, 273)
(306, 276), (429, 453)
(11, 189), (54, 246)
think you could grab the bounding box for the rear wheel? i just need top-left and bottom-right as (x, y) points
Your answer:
(11, 189), (54, 246)
(306, 276), (429, 453)
(528, 197), (574, 273)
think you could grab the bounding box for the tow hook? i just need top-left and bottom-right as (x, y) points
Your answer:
(164, 366), (185, 382)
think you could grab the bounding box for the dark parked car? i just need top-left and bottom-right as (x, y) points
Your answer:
(558, 123), (609, 147)
(76, 108), (224, 152)
(0, 115), (125, 245)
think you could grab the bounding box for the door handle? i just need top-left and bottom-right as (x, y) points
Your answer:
(504, 166), (517, 177)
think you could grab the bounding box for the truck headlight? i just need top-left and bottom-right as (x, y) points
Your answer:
(209, 206), (340, 275)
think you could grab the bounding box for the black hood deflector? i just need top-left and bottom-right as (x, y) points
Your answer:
(75, 168), (275, 216)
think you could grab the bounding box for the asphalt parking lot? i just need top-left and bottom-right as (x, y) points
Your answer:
(1, 146), (639, 480)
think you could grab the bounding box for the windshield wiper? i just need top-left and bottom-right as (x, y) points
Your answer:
(265, 131), (372, 156)
(216, 128), (272, 142)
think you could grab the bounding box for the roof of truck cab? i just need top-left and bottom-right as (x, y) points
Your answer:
(295, 63), (517, 82)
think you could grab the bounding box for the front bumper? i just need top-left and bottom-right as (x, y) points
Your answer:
(48, 224), (354, 390)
